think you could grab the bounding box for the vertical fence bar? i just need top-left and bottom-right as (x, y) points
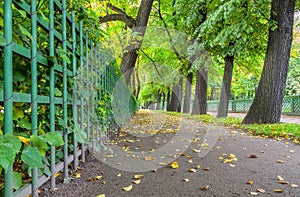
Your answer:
(62, 0), (69, 181)
(79, 21), (85, 162)
(71, 11), (79, 169)
(49, 0), (56, 191)
(85, 33), (90, 147)
(3, 0), (13, 196)
(30, 0), (39, 196)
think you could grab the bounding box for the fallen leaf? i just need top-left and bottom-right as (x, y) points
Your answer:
(196, 165), (201, 169)
(106, 155), (114, 158)
(134, 175), (144, 179)
(186, 155), (193, 159)
(187, 159), (193, 163)
(218, 157), (224, 160)
(249, 154), (258, 158)
(274, 189), (283, 193)
(96, 194), (105, 197)
(183, 178), (189, 182)
(256, 188), (265, 193)
(152, 169), (157, 172)
(133, 180), (141, 184)
(250, 192), (258, 196)
(229, 164), (235, 167)
(75, 172), (81, 178)
(102, 181), (106, 184)
(290, 184), (298, 188)
(277, 160), (284, 163)
(203, 167), (210, 171)
(279, 180), (289, 184)
(116, 173), (121, 177)
(200, 185), (209, 190)
(193, 149), (201, 153)
(54, 172), (61, 178)
(247, 180), (254, 185)
(96, 176), (102, 180)
(189, 168), (196, 172)
(122, 185), (133, 191)
(289, 150), (295, 153)
(158, 162), (167, 166)
(144, 156), (155, 161)
(277, 175), (284, 181)
(170, 162), (179, 169)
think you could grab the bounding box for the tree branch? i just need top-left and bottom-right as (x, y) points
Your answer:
(99, 4), (135, 29)
(140, 49), (164, 80)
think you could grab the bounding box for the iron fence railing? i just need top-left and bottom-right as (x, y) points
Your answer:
(207, 95), (300, 115)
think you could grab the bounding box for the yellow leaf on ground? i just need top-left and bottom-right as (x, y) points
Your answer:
(170, 162), (179, 169)
(256, 188), (265, 193)
(189, 168), (196, 172)
(247, 180), (254, 185)
(122, 185), (133, 191)
(54, 172), (61, 178)
(277, 160), (284, 163)
(203, 167), (210, 171)
(279, 180), (289, 184)
(183, 178), (189, 182)
(96, 194), (105, 197)
(193, 149), (201, 153)
(200, 185), (209, 190)
(133, 180), (141, 184)
(274, 189), (283, 193)
(144, 156), (155, 161)
(75, 172), (81, 178)
(96, 176), (102, 180)
(277, 175), (284, 181)
(116, 173), (121, 177)
(250, 192), (258, 196)
(291, 184), (298, 188)
(134, 175), (143, 179)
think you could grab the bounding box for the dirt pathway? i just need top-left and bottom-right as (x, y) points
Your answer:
(41, 110), (300, 197)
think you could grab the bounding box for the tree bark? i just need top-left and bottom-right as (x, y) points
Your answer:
(168, 84), (180, 112)
(217, 55), (234, 118)
(192, 68), (208, 115)
(156, 90), (162, 110)
(166, 87), (171, 110)
(177, 77), (183, 112)
(183, 59), (194, 113)
(100, 0), (154, 85)
(135, 66), (141, 99)
(162, 92), (166, 110)
(243, 0), (295, 124)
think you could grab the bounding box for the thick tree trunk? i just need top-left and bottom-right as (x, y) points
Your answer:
(217, 56), (234, 118)
(156, 90), (161, 110)
(192, 68), (208, 114)
(166, 87), (171, 111)
(131, 68), (136, 96)
(135, 66), (141, 99)
(243, 0), (295, 124)
(183, 60), (193, 113)
(120, 0), (154, 84)
(168, 84), (180, 112)
(162, 92), (166, 110)
(177, 77), (183, 112)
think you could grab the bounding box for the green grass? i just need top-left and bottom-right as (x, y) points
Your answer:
(155, 110), (300, 144)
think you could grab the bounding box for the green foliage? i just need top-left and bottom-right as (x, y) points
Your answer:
(13, 172), (22, 190)
(0, 134), (22, 172)
(44, 132), (64, 147)
(21, 146), (43, 168)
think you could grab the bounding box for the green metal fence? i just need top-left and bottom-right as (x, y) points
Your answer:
(207, 95), (300, 115)
(0, 1), (138, 196)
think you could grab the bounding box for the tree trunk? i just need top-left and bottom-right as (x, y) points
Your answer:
(183, 60), (193, 113)
(217, 55), (234, 118)
(162, 92), (166, 110)
(156, 90), (161, 110)
(243, 0), (295, 124)
(131, 68), (136, 96)
(166, 87), (171, 111)
(168, 84), (179, 112)
(135, 66), (141, 99)
(177, 77), (183, 112)
(192, 68), (208, 114)
(120, 0), (154, 84)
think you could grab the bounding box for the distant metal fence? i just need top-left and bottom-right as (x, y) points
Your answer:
(0, 1), (138, 197)
(207, 95), (300, 115)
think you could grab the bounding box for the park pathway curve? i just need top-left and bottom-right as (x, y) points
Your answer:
(41, 110), (300, 197)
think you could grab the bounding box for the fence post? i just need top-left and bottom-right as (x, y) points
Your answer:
(49, 0), (56, 191)
(30, 0), (39, 196)
(85, 32), (90, 147)
(62, 0), (69, 182)
(71, 11), (79, 170)
(3, 0), (13, 196)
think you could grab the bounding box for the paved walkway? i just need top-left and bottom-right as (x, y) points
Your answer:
(208, 112), (300, 124)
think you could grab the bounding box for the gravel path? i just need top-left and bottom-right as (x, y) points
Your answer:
(40, 110), (300, 197)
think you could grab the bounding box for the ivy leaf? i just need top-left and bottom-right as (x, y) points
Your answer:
(44, 132), (64, 147)
(0, 143), (15, 172)
(18, 24), (33, 41)
(18, 119), (31, 130)
(30, 134), (49, 156)
(21, 146), (43, 168)
(13, 172), (22, 190)
(74, 124), (87, 143)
